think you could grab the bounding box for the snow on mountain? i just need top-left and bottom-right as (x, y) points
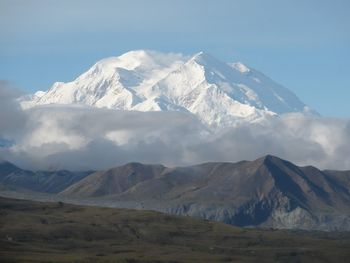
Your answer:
(22, 50), (309, 127)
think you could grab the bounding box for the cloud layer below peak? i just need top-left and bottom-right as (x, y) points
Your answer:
(0, 83), (349, 171)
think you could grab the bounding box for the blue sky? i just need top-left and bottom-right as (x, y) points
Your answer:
(1, 0), (349, 117)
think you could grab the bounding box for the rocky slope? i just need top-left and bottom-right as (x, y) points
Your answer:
(2, 156), (349, 230)
(60, 155), (350, 231)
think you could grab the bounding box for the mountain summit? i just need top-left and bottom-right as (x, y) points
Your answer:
(23, 50), (309, 127)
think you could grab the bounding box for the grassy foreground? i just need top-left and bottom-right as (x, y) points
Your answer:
(0, 197), (349, 263)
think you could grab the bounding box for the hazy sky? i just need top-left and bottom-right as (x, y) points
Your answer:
(1, 0), (349, 117)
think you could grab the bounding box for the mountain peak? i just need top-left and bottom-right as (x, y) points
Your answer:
(95, 49), (158, 71)
(23, 50), (309, 127)
(0, 161), (21, 175)
(190, 51), (220, 66)
(258, 154), (287, 165)
(93, 50), (186, 73)
(191, 51), (210, 59)
(119, 49), (154, 61)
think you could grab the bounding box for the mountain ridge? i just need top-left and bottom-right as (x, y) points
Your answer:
(58, 155), (350, 230)
(22, 50), (311, 127)
(0, 161), (92, 193)
(2, 155), (348, 230)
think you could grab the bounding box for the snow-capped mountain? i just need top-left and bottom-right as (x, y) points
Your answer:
(22, 50), (309, 127)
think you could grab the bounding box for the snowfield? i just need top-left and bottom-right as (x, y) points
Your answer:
(22, 50), (310, 128)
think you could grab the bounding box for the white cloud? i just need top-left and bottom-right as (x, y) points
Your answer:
(0, 81), (26, 140)
(1, 83), (349, 171)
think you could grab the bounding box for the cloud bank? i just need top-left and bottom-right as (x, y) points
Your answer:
(1, 83), (349, 171)
(0, 81), (26, 139)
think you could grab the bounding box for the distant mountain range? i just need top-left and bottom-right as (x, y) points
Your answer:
(0, 161), (92, 193)
(1, 155), (349, 231)
(21, 50), (311, 127)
